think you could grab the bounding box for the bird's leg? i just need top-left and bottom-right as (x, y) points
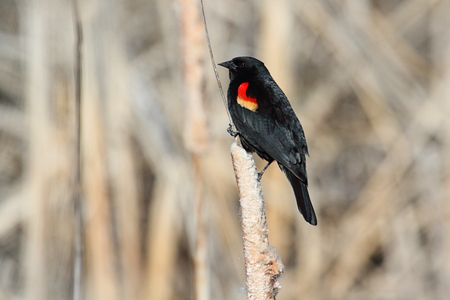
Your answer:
(257, 160), (273, 181)
(227, 123), (240, 137)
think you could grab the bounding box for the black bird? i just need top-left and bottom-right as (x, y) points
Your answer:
(219, 56), (317, 225)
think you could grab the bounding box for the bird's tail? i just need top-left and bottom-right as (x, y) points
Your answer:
(282, 168), (317, 225)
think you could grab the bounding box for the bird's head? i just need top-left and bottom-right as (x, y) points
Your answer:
(219, 56), (268, 81)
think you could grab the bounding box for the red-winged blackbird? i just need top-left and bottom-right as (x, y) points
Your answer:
(219, 56), (317, 225)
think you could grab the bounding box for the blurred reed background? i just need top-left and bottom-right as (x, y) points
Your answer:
(0, 0), (450, 299)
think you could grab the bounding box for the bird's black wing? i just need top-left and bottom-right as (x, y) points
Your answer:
(262, 77), (309, 156)
(230, 79), (308, 184)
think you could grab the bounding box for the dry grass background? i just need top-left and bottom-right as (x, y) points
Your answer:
(0, 0), (450, 299)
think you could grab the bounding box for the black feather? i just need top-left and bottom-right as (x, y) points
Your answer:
(279, 164), (317, 225)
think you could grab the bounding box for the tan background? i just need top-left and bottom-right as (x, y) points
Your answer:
(0, 0), (449, 299)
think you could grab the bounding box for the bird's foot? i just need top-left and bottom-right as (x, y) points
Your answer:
(227, 124), (240, 137)
(257, 160), (273, 181)
(257, 172), (263, 181)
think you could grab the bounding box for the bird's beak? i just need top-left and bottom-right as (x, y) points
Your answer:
(218, 60), (237, 71)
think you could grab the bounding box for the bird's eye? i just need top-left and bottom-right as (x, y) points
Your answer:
(240, 62), (246, 67)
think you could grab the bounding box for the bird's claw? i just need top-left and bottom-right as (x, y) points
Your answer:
(257, 160), (272, 181)
(227, 124), (239, 137)
(257, 172), (263, 181)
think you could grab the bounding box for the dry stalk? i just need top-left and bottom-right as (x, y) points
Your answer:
(230, 142), (285, 300)
(179, 0), (209, 299)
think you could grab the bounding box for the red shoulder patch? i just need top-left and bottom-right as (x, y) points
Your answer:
(237, 82), (258, 111)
